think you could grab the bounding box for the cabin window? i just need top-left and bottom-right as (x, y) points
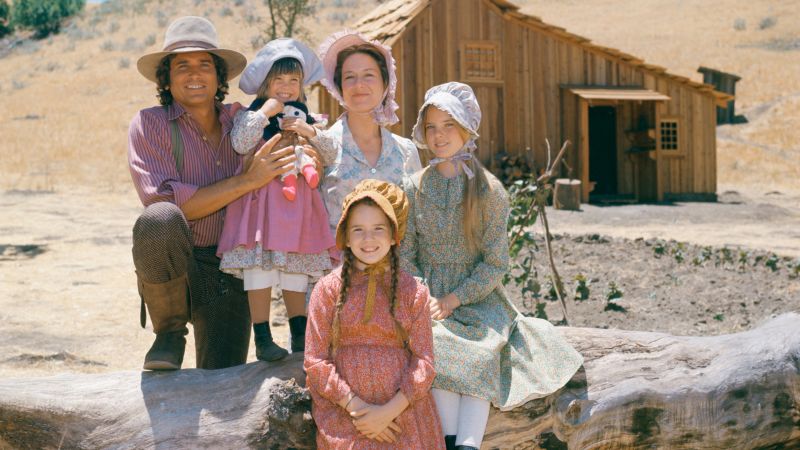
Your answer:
(659, 119), (679, 151)
(461, 42), (501, 82)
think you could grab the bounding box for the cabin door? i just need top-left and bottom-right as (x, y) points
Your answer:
(588, 106), (618, 197)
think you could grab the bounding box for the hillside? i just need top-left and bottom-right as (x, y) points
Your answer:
(0, 0), (378, 192)
(0, 0), (798, 194)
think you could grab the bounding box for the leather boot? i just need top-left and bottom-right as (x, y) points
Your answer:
(288, 316), (307, 353)
(139, 274), (189, 370)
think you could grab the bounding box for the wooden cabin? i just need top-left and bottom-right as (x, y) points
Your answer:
(317, 0), (733, 202)
(698, 66), (744, 125)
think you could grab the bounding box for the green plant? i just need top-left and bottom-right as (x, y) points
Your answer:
(503, 140), (571, 324)
(504, 177), (544, 317)
(713, 313), (724, 322)
(573, 274), (589, 301)
(737, 250), (750, 272)
(765, 254), (779, 272)
(604, 281), (625, 312)
(11, 0), (84, 38)
(653, 242), (666, 257)
(673, 249), (685, 263)
(720, 247), (734, 266)
(0, 0), (12, 38)
(671, 242), (686, 263)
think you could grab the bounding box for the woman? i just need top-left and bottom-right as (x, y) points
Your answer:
(311, 30), (422, 234)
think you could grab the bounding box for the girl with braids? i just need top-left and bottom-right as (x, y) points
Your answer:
(304, 179), (445, 449)
(401, 82), (583, 450)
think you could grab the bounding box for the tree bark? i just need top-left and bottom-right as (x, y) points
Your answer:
(1, 314), (798, 449)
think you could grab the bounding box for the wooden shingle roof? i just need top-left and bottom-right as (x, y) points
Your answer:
(350, 0), (733, 105)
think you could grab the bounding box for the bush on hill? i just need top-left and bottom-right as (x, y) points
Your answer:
(11, 0), (84, 38)
(0, 1), (12, 38)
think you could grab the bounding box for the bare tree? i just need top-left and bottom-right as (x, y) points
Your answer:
(264, 0), (314, 39)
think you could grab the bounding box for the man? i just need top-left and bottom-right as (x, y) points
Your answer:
(128, 16), (298, 370)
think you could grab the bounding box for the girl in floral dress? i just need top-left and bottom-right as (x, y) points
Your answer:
(217, 38), (334, 362)
(305, 179), (445, 449)
(401, 82), (584, 450)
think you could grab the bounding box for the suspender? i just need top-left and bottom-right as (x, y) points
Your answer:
(140, 113), (185, 329)
(169, 119), (184, 173)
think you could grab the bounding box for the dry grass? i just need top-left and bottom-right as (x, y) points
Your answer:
(0, 0), (797, 194)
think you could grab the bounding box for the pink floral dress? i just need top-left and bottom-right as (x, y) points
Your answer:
(304, 267), (445, 449)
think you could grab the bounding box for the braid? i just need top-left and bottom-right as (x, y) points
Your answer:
(390, 246), (408, 348)
(331, 249), (354, 356)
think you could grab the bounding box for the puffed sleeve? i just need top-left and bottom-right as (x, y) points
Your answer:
(304, 276), (353, 405)
(398, 281), (436, 405)
(399, 177), (423, 279)
(127, 110), (198, 208)
(308, 127), (341, 167)
(231, 109), (268, 155)
(451, 179), (511, 305)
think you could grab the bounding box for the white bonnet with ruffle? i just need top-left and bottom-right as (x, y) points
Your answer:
(411, 82), (481, 152)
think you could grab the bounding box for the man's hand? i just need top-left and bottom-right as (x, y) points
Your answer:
(244, 133), (295, 190)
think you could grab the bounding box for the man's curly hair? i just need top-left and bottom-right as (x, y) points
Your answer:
(155, 53), (229, 106)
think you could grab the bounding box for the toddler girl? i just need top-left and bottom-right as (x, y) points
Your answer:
(217, 38), (334, 362)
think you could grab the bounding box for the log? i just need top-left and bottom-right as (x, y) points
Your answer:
(554, 178), (582, 210)
(1, 314), (798, 449)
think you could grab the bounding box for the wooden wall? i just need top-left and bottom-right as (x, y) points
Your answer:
(316, 0), (720, 198)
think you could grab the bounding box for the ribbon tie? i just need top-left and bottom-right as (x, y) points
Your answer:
(428, 151), (475, 179)
(361, 257), (390, 324)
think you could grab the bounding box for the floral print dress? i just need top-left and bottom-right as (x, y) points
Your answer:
(401, 167), (584, 410)
(311, 115), (422, 234)
(304, 267), (445, 449)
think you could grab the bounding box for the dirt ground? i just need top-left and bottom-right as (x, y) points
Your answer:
(1, 184), (797, 380)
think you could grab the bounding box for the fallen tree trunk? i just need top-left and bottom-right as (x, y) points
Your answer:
(1, 314), (798, 449)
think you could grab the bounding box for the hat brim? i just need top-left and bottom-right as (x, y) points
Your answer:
(137, 47), (247, 83)
(335, 191), (400, 250)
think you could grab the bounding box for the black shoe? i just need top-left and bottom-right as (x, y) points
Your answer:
(455, 446), (478, 450)
(143, 330), (186, 370)
(288, 316), (307, 353)
(255, 335), (289, 362)
(444, 435), (456, 450)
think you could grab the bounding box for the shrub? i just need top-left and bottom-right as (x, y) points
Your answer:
(733, 18), (745, 31)
(759, 16), (776, 30)
(11, 0), (85, 38)
(0, 0), (12, 38)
